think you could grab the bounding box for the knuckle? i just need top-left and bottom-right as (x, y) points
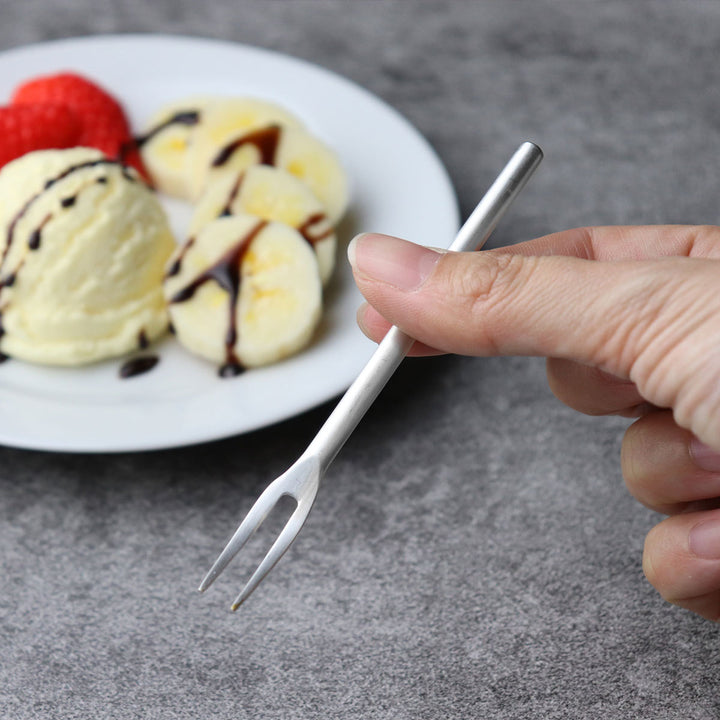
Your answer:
(454, 252), (531, 313)
(442, 252), (533, 354)
(621, 262), (720, 410)
(672, 354), (720, 443)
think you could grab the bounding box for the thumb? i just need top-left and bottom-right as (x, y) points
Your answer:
(348, 232), (720, 445)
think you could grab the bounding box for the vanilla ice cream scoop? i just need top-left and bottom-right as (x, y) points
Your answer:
(0, 148), (176, 365)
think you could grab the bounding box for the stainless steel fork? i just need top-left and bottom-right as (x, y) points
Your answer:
(199, 141), (543, 610)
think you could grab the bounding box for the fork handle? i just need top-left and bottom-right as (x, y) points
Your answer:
(306, 141), (543, 471)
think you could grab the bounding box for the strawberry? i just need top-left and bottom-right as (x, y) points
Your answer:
(12, 72), (129, 137)
(12, 72), (150, 181)
(0, 104), (81, 169)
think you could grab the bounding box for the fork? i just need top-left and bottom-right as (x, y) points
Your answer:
(199, 141), (543, 610)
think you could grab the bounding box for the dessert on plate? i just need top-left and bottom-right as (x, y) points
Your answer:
(0, 72), (350, 376)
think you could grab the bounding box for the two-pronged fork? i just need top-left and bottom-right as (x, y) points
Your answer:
(199, 141), (543, 610)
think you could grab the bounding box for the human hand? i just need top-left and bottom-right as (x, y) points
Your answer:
(348, 225), (720, 622)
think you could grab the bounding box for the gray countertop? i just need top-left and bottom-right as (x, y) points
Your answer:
(1, 1), (719, 718)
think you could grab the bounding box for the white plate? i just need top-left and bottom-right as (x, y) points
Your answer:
(0, 34), (458, 453)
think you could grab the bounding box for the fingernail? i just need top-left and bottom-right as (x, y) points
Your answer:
(689, 438), (720, 472)
(689, 517), (720, 559)
(347, 233), (442, 291)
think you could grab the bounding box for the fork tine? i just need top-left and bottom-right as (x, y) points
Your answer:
(230, 498), (315, 610)
(198, 482), (285, 593)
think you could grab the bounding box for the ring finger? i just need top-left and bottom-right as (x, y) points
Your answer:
(622, 411), (720, 514)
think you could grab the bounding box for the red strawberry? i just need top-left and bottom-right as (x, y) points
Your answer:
(12, 72), (150, 181)
(0, 104), (81, 169)
(12, 72), (129, 138)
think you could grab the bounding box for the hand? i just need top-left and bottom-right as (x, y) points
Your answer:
(348, 225), (720, 622)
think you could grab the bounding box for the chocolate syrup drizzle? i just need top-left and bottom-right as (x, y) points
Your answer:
(297, 213), (334, 247)
(0, 272), (16, 290)
(165, 237), (195, 280)
(28, 213), (53, 251)
(134, 110), (201, 148)
(169, 219), (269, 377)
(219, 173), (246, 218)
(212, 125), (282, 168)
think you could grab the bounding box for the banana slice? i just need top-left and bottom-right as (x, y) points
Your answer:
(186, 98), (305, 200)
(164, 213), (322, 373)
(189, 165), (336, 284)
(138, 96), (213, 198)
(141, 96), (304, 200)
(192, 124), (349, 223)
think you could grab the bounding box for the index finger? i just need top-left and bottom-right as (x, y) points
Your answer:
(354, 224), (720, 358)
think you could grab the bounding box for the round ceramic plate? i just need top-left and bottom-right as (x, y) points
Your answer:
(0, 34), (458, 452)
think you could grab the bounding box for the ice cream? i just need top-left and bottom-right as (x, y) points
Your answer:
(163, 213), (322, 375)
(0, 147), (175, 365)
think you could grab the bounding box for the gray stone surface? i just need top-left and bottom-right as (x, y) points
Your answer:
(1, 1), (719, 718)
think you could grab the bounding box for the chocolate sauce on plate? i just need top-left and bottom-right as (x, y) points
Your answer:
(119, 355), (159, 379)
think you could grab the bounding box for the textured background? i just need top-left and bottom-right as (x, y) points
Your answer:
(1, 1), (720, 718)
